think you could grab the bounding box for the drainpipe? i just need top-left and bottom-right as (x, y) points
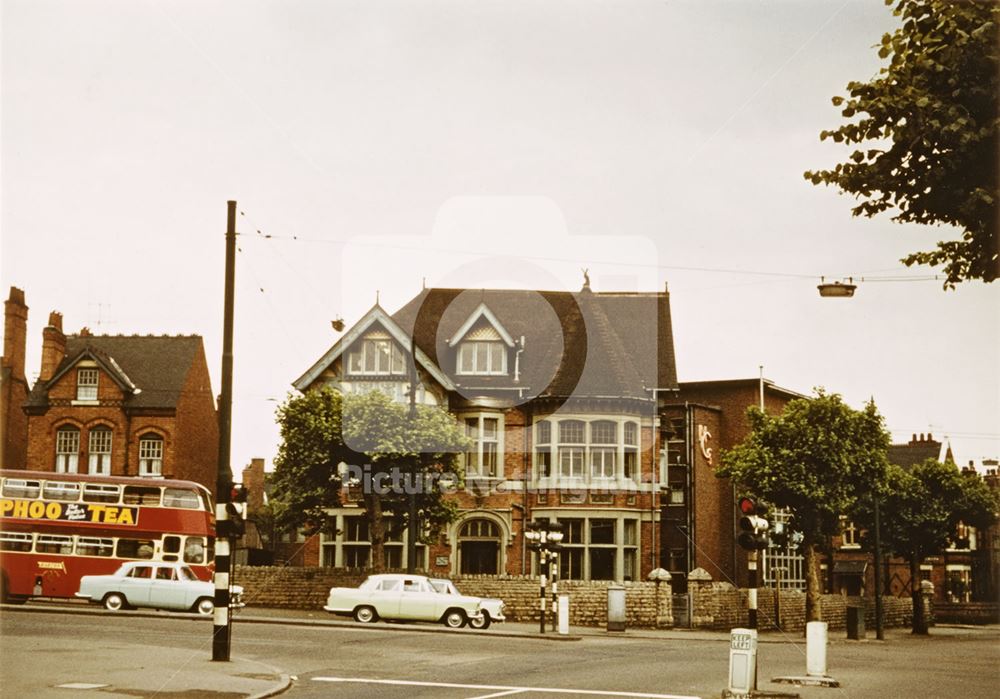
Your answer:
(686, 403), (694, 575)
(521, 404), (530, 575)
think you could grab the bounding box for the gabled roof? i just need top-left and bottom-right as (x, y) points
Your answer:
(293, 304), (455, 392)
(447, 303), (516, 347)
(25, 335), (205, 410)
(392, 287), (678, 400)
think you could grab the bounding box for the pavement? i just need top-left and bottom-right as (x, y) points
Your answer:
(4, 599), (999, 698)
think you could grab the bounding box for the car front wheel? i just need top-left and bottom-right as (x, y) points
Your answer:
(353, 606), (378, 623)
(195, 598), (215, 616)
(103, 593), (127, 612)
(468, 613), (491, 630)
(442, 609), (467, 628)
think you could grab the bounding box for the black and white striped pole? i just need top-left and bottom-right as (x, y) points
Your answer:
(212, 200), (237, 662)
(524, 520), (564, 635)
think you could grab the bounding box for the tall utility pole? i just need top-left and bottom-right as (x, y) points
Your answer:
(212, 200), (237, 662)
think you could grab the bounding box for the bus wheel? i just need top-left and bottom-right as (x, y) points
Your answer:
(103, 593), (127, 611)
(195, 598), (215, 616)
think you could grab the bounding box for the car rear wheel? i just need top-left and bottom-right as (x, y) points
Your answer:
(103, 593), (127, 612)
(442, 609), (467, 628)
(353, 606), (378, 623)
(468, 613), (491, 630)
(195, 598), (214, 616)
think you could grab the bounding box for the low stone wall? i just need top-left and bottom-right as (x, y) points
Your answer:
(235, 566), (672, 627)
(689, 579), (913, 632)
(234, 565), (912, 632)
(933, 602), (999, 625)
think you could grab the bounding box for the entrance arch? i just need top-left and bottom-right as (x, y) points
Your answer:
(458, 518), (502, 575)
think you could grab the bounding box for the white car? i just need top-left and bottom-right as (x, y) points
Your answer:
(428, 578), (506, 630)
(324, 573), (483, 628)
(76, 561), (244, 616)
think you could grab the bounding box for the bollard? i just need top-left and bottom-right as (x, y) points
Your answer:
(558, 594), (569, 635)
(806, 621), (828, 677)
(607, 584), (626, 632)
(728, 627), (757, 695)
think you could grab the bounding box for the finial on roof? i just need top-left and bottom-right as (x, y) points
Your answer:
(376, 290), (380, 305)
(422, 277), (426, 290)
(582, 269), (591, 292)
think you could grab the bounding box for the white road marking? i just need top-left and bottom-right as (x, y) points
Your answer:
(466, 690), (529, 699)
(56, 684), (108, 690)
(311, 676), (700, 698)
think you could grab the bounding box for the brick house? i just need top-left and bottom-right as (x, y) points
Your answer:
(288, 283), (807, 588)
(9, 295), (220, 496)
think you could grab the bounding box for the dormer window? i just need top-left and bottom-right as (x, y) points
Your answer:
(77, 368), (99, 401)
(457, 341), (506, 375)
(347, 335), (405, 376)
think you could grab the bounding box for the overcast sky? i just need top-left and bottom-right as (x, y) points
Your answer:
(2, 0), (997, 475)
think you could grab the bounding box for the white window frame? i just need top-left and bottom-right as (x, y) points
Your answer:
(77, 368), (99, 401)
(88, 427), (113, 476)
(462, 414), (503, 478)
(456, 341), (507, 376)
(139, 436), (164, 477)
(55, 427), (80, 474)
(347, 338), (405, 376)
(535, 416), (642, 486)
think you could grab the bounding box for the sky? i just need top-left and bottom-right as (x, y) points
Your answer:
(2, 0), (998, 475)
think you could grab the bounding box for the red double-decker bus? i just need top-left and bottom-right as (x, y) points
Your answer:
(0, 470), (215, 603)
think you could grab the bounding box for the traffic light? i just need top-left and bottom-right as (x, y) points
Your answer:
(737, 497), (769, 550)
(216, 483), (248, 537)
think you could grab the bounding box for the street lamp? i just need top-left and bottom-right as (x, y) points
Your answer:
(817, 277), (857, 298)
(524, 520), (564, 634)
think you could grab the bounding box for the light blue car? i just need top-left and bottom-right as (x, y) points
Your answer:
(76, 561), (244, 615)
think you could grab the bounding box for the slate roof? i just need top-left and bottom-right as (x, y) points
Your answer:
(25, 335), (204, 410)
(888, 435), (948, 469)
(391, 287), (678, 400)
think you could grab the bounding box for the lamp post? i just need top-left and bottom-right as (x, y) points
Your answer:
(524, 520), (564, 634)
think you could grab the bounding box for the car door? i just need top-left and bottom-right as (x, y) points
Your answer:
(148, 566), (187, 610)
(119, 565), (153, 605)
(398, 578), (440, 621)
(361, 577), (399, 618)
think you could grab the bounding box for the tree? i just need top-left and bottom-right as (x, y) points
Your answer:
(852, 459), (999, 634)
(271, 387), (468, 571)
(718, 390), (890, 622)
(805, 0), (999, 287)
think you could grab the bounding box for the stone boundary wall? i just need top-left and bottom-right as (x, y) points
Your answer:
(234, 566), (912, 632)
(933, 602), (999, 625)
(690, 580), (913, 632)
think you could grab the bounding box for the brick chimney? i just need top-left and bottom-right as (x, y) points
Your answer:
(3, 287), (28, 380)
(1, 287), (30, 470)
(39, 311), (66, 382)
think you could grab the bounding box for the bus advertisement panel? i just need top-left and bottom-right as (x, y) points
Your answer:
(0, 470), (214, 603)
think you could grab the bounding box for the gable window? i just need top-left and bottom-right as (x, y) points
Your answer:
(463, 414), (502, 478)
(839, 516), (860, 549)
(457, 341), (506, 375)
(139, 435), (164, 477)
(88, 427), (113, 476)
(55, 427), (81, 474)
(77, 368), (99, 401)
(347, 337), (405, 376)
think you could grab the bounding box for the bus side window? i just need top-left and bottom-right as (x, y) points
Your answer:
(117, 539), (155, 560)
(0, 532), (33, 552)
(163, 488), (200, 509)
(162, 536), (181, 562)
(183, 537), (206, 564)
(2, 478), (40, 499)
(123, 486), (161, 506)
(76, 537), (114, 557)
(36, 535), (73, 554)
(83, 483), (121, 504)
(42, 481), (80, 502)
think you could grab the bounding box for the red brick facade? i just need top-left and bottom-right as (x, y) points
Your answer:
(12, 295), (219, 496)
(1, 287), (30, 471)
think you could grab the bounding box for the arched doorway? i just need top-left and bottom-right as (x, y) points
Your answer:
(458, 518), (501, 575)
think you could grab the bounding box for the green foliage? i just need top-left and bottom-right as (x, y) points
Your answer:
(805, 0), (999, 286)
(854, 459), (999, 562)
(719, 390), (890, 548)
(270, 387), (470, 552)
